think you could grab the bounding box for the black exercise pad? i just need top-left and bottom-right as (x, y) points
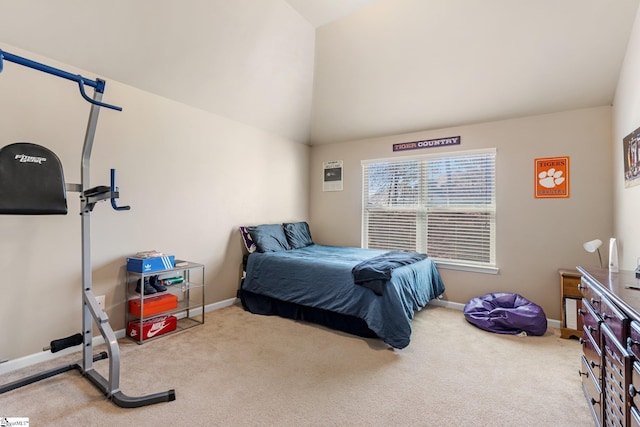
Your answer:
(0, 142), (67, 215)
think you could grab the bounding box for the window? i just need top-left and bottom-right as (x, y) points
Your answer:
(362, 148), (497, 273)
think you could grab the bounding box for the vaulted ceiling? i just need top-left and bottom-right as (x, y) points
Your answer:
(0, 1), (638, 145)
(308, 0), (640, 144)
(285, 0), (379, 27)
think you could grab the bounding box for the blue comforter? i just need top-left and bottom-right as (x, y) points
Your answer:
(242, 245), (445, 349)
(352, 251), (428, 295)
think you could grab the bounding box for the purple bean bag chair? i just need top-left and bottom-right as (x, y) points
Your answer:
(463, 292), (547, 336)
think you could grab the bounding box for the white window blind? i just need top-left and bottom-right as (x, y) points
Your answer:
(362, 148), (496, 269)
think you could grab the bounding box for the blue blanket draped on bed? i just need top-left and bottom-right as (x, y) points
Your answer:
(352, 251), (428, 295)
(241, 244), (445, 349)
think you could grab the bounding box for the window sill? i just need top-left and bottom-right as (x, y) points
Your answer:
(434, 261), (499, 275)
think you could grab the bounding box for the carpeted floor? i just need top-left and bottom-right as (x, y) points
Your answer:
(0, 303), (592, 426)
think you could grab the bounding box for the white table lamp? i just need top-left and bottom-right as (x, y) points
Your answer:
(583, 239), (603, 268)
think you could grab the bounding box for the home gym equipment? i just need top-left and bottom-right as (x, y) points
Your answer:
(0, 49), (175, 407)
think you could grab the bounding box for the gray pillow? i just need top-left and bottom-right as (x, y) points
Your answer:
(283, 222), (314, 249)
(247, 224), (291, 252)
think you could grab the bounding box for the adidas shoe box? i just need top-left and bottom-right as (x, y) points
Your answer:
(127, 315), (177, 340)
(126, 255), (175, 273)
(129, 293), (178, 317)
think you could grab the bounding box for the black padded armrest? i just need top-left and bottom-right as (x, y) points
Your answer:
(0, 143), (67, 215)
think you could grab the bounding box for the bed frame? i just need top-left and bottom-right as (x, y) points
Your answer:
(238, 288), (378, 339)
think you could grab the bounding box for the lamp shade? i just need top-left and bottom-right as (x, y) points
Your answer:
(583, 239), (603, 253)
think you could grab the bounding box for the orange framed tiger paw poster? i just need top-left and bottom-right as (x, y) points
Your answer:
(534, 156), (570, 198)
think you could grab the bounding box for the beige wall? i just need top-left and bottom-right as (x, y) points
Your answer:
(613, 6), (640, 270)
(0, 44), (310, 360)
(310, 107), (613, 320)
(0, 0), (316, 143)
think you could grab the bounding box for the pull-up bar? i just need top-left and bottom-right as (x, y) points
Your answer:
(0, 49), (122, 111)
(0, 49), (175, 407)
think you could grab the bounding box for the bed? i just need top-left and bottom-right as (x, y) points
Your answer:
(237, 222), (445, 349)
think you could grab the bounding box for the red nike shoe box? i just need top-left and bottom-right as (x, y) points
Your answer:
(129, 293), (178, 317)
(127, 315), (177, 340)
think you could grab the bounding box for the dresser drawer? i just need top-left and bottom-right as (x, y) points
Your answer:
(628, 321), (640, 360)
(580, 278), (601, 312)
(632, 404), (640, 427)
(602, 325), (632, 426)
(582, 325), (602, 380)
(600, 294), (629, 344)
(630, 362), (640, 408)
(604, 362), (627, 426)
(581, 355), (603, 426)
(580, 299), (601, 345)
(563, 273), (582, 299)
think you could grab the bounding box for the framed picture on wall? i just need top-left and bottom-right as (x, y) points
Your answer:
(623, 125), (640, 188)
(534, 156), (570, 198)
(323, 160), (343, 192)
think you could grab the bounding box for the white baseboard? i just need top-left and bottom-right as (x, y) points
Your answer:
(430, 299), (466, 311)
(430, 298), (561, 329)
(548, 319), (561, 329)
(204, 297), (237, 313)
(0, 297), (237, 376)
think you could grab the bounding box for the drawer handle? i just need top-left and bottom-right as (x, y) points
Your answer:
(579, 369), (589, 378)
(587, 325), (597, 333)
(579, 338), (584, 345)
(590, 397), (598, 406)
(578, 309), (586, 316)
(578, 284), (586, 290)
(590, 360), (600, 369)
(601, 313), (611, 321)
(630, 384), (638, 397)
(590, 298), (600, 305)
(628, 337), (640, 347)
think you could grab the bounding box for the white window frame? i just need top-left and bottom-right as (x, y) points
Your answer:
(361, 148), (498, 274)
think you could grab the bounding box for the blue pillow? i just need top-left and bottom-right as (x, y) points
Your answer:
(247, 224), (291, 252)
(283, 222), (314, 249)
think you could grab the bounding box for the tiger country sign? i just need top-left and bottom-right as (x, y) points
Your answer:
(534, 156), (569, 198)
(393, 136), (460, 152)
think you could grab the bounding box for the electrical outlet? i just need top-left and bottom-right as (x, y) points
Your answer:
(96, 295), (105, 310)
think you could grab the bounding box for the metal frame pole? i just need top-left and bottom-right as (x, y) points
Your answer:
(0, 49), (174, 408)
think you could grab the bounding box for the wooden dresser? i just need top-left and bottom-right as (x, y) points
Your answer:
(577, 266), (640, 426)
